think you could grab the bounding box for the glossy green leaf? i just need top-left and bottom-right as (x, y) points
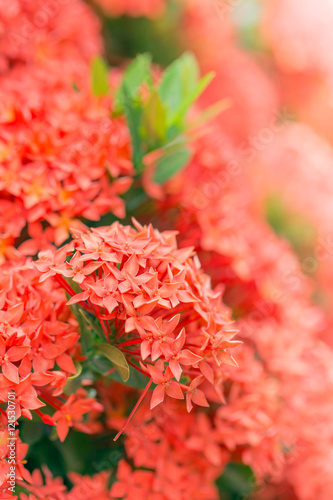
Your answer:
(158, 60), (183, 116)
(91, 56), (109, 97)
(69, 305), (105, 353)
(115, 53), (152, 110)
(96, 344), (130, 382)
(181, 52), (200, 91)
(119, 52), (212, 177)
(159, 52), (198, 116)
(158, 52), (210, 127)
(122, 85), (144, 170)
(123, 53), (151, 95)
(69, 306), (93, 355)
(154, 147), (191, 184)
(172, 71), (215, 125)
(141, 90), (167, 144)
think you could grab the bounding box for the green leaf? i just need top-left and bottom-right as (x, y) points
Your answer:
(158, 61), (183, 116)
(91, 356), (148, 389)
(90, 356), (111, 376)
(119, 52), (213, 177)
(91, 56), (109, 97)
(115, 53), (152, 110)
(69, 305), (104, 354)
(122, 85), (144, 170)
(96, 344), (130, 382)
(154, 147), (191, 184)
(158, 52), (211, 127)
(63, 359), (83, 395)
(188, 98), (232, 130)
(216, 462), (256, 499)
(159, 52), (198, 116)
(26, 435), (68, 479)
(123, 53), (152, 95)
(19, 418), (44, 445)
(63, 375), (82, 396)
(69, 306), (92, 355)
(108, 364), (149, 389)
(77, 309), (99, 333)
(141, 90), (167, 145)
(181, 52), (200, 91)
(171, 71), (215, 125)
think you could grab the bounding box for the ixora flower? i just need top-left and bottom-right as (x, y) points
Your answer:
(105, 392), (228, 499)
(0, 64), (133, 257)
(0, 0), (102, 74)
(36, 220), (240, 431)
(0, 259), (102, 441)
(20, 393), (226, 500)
(0, 414), (31, 493)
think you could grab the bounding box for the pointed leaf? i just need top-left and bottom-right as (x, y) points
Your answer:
(141, 90), (167, 144)
(189, 98), (232, 130)
(153, 147), (190, 184)
(159, 52), (199, 124)
(96, 344), (130, 382)
(115, 53), (152, 110)
(122, 85), (144, 171)
(69, 305), (94, 355)
(91, 56), (109, 97)
(172, 71), (215, 125)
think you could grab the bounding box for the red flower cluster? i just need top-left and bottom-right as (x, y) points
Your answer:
(155, 95), (333, 497)
(0, 0), (134, 265)
(109, 400), (224, 500)
(0, 414), (31, 491)
(0, 258), (104, 426)
(0, 66), (133, 260)
(0, 260), (77, 418)
(36, 221), (239, 416)
(0, 259), (102, 494)
(129, 2), (333, 489)
(1, 0), (333, 499)
(0, 0), (102, 74)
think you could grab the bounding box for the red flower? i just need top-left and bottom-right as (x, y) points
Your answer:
(53, 392), (103, 442)
(37, 221), (239, 414)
